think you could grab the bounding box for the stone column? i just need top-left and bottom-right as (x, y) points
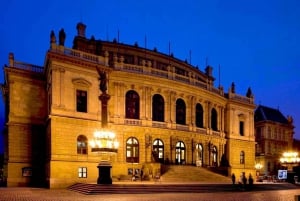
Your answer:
(99, 93), (110, 128)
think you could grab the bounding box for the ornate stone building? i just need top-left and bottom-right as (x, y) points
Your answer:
(1, 22), (256, 188)
(254, 105), (294, 176)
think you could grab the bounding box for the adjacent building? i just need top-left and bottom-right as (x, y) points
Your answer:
(254, 105), (294, 176)
(1, 22), (256, 188)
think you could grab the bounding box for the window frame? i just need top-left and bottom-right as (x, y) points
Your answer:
(125, 90), (140, 119)
(240, 151), (245, 164)
(211, 108), (218, 131)
(195, 103), (204, 128)
(77, 135), (88, 155)
(152, 94), (165, 122)
(78, 167), (87, 178)
(76, 89), (88, 113)
(239, 121), (244, 136)
(176, 98), (186, 125)
(126, 137), (139, 163)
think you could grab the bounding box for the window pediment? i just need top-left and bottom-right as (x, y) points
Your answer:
(72, 78), (92, 87)
(238, 113), (246, 120)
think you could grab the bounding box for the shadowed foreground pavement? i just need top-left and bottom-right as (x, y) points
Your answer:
(1, 182), (300, 201)
(67, 181), (299, 194)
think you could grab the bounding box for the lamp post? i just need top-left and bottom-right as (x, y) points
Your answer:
(90, 68), (119, 184)
(255, 163), (263, 182)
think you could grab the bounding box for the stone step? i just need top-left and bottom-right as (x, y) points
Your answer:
(161, 165), (231, 182)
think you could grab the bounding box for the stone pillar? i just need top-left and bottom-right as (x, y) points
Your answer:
(99, 93), (110, 128)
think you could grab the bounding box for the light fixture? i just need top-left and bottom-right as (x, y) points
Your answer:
(280, 152), (300, 164)
(90, 130), (119, 153)
(279, 151), (300, 172)
(255, 163), (263, 170)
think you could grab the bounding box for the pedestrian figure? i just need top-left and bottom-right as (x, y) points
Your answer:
(248, 173), (253, 189)
(231, 173), (236, 185)
(140, 169), (144, 181)
(242, 172), (247, 189)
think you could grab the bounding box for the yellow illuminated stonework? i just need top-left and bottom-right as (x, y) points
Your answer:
(1, 22), (256, 188)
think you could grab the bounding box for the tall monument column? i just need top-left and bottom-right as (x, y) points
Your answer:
(89, 67), (119, 185)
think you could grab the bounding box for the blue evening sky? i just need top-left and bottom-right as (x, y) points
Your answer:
(0, 0), (300, 152)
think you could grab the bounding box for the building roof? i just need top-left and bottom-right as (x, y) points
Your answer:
(254, 105), (288, 124)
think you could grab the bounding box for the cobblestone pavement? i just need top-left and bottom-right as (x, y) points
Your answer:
(0, 187), (300, 201)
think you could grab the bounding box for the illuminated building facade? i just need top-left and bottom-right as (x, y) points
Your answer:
(254, 105), (294, 176)
(1, 22), (256, 188)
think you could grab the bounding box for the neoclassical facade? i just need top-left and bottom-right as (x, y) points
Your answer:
(1, 22), (256, 188)
(254, 105), (294, 176)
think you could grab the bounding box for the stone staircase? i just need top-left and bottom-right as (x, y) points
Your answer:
(160, 165), (231, 183)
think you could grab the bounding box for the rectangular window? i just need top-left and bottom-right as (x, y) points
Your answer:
(76, 90), (87, 112)
(239, 121), (244, 136)
(78, 167), (87, 178)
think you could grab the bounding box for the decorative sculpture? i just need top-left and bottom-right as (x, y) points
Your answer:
(96, 67), (107, 93)
(58, 28), (66, 46)
(50, 30), (56, 44)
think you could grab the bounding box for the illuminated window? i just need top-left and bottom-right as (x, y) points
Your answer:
(126, 137), (139, 163)
(152, 139), (164, 163)
(76, 90), (87, 112)
(125, 90), (140, 119)
(77, 135), (88, 154)
(196, 103), (204, 128)
(176, 99), (186, 125)
(175, 141), (185, 165)
(78, 167), (87, 178)
(240, 151), (245, 164)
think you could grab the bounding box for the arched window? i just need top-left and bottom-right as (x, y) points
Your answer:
(152, 139), (164, 163)
(211, 108), (218, 131)
(176, 99), (186, 125)
(77, 135), (88, 154)
(240, 151), (245, 164)
(126, 137), (139, 163)
(152, 94), (164, 122)
(125, 90), (140, 119)
(196, 103), (204, 128)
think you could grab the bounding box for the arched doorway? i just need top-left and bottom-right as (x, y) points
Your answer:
(195, 143), (203, 166)
(175, 141), (185, 165)
(152, 139), (164, 163)
(212, 146), (218, 166)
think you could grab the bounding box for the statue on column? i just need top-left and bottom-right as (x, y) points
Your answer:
(96, 67), (107, 93)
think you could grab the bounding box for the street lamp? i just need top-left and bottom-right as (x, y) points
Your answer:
(90, 130), (119, 184)
(255, 163), (263, 170)
(255, 163), (263, 181)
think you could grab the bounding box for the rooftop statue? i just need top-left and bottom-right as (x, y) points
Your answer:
(59, 28), (66, 46)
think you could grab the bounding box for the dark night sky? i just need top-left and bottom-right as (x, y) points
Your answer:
(1, 0), (300, 152)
